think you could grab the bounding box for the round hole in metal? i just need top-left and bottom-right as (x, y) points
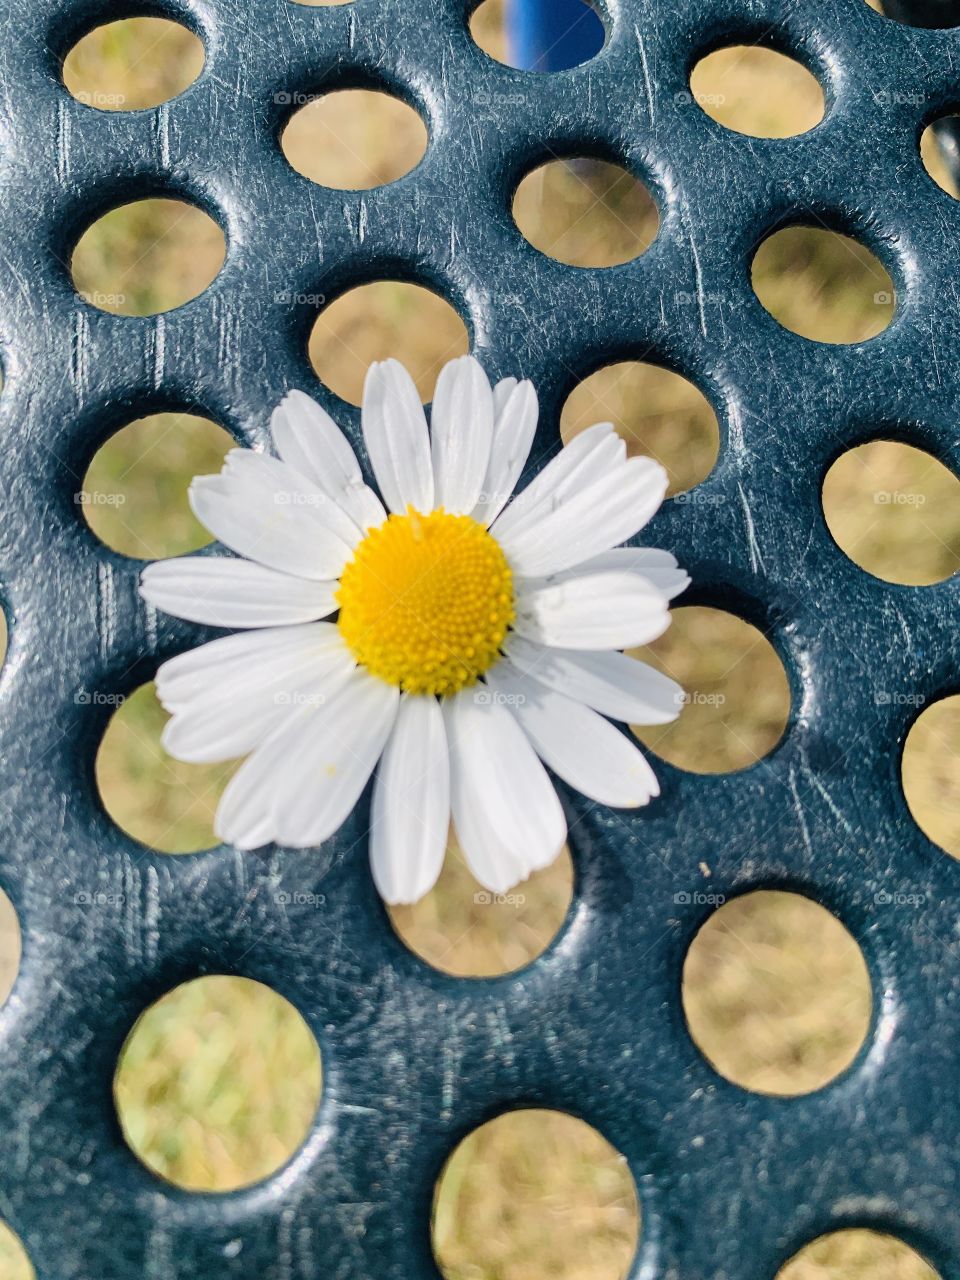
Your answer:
(688, 46), (824, 138)
(282, 89), (428, 189)
(470, 0), (605, 71)
(0, 1222), (34, 1280)
(865, 0), (959, 27)
(0, 885), (21, 1009)
(683, 890), (872, 1096)
(630, 607), (790, 774)
(903, 694), (960, 860)
(822, 441), (960, 586)
(921, 115), (960, 199)
(776, 1229), (939, 1279)
(309, 281), (469, 406)
(389, 837), (573, 977)
(513, 158), (658, 268)
(560, 362), (720, 496)
(71, 198), (225, 316)
(80, 413), (233, 560)
(63, 18), (204, 111)
(433, 1109), (640, 1280)
(95, 681), (233, 854)
(114, 976), (322, 1192)
(752, 226), (896, 344)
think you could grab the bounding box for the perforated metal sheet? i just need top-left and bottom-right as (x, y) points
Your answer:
(0, 1), (959, 1277)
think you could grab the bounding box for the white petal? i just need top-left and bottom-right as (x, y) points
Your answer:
(553, 546), (690, 599)
(489, 663), (660, 807)
(271, 671), (399, 847)
(271, 390), (356, 486)
(215, 730), (288, 850)
(155, 623), (344, 710)
(161, 640), (356, 764)
(370, 694), (450, 905)
(215, 671), (398, 850)
(496, 456), (668, 578)
(362, 359), (434, 514)
(492, 377), (518, 416)
(514, 571), (670, 650)
(491, 422), (620, 541)
(443, 688), (566, 894)
(271, 390), (385, 532)
(471, 379), (538, 527)
(430, 356), (495, 514)
(189, 454), (354, 580)
(141, 559), (338, 628)
(503, 634), (684, 725)
(220, 449), (363, 548)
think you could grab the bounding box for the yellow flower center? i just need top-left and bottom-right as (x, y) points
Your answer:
(336, 509), (515, 697)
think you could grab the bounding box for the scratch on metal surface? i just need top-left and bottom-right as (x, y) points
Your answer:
(123, 859), (142, 962)
(802, 757), (855, 838)
(216, 297), (240, 375)
(70, 310), (90, 407)
(96, 562), (116, 659)
(152, 314), (166, 388)
(635, 26), (656, 124)
(688, 229), (708, 336)
(0, 248), (35, 318)
(789, 765), (815, 861)
(307, 193), (325, 256)
(144, 865), (160, 966)
(930, 336), (942, 387)
(145, 1224), (175, 1280)
(485, 1007), (517, 1070)
(276, 1201), (295, 1280)
(440, 1033), (462, 1123)
(143, 600), (158, 654)
(727, 403), (746, 462)
(736, 482), (766, 573)
(56, 101), (71, 184)
(155, 105), (171, 169)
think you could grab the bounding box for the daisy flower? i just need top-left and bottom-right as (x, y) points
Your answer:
(140, 357), (688, 904)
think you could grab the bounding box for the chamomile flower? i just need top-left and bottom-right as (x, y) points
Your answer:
(140, 357), (688, 904)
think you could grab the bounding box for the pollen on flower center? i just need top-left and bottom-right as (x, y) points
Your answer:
(336, 509), (515, 697)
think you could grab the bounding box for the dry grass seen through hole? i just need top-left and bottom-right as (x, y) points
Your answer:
(513, 159), (658, 268)
(81, 414), (233, 560)
(689, 46), (824, 138)
(114, 976), (322, 1192)
(777, 1229), (939, 1280)
(683, 891), (872, 1095)
(389, 839), (573, 977)
(823, 441), (960, 586)
(95, 682), (233, 854)
(282, 90), (428, 189)
(561, 362), (720, 496)
(433, 1110), (639, 1280)
(72, 199), (225, 317)
(631, 607), (791, 774)
(753, 226), (895, 344)
(62, 17), (203, 111)
(309, 281), (469, 406)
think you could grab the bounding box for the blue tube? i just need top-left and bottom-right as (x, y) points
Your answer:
(506, 0), (605, 72)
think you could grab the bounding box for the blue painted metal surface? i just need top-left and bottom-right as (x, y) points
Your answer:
(507, 0), (605, 72)
(0, 0), (958, 1278)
